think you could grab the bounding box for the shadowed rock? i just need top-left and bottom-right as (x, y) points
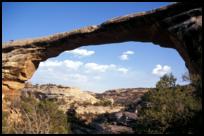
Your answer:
(2, 3), (202, 93)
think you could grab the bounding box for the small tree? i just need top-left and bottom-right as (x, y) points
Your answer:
(134, 73), (202, 134)
(135, 87), (202, 134)
(156, 73), (176, 89)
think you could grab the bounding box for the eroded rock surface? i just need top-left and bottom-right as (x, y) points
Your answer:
(2, 3), (202, 94)
(20, 84), (99, 111)
(96, 88), (149, 107)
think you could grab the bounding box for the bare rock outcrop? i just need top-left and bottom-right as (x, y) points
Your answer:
(2, 3), (202, 94)
(20, 84), (99, 112)
(96, 88), (148, 106)
(67, 88), (149, 134)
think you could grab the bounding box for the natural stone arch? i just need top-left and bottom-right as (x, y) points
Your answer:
(2, 3), (202, 93)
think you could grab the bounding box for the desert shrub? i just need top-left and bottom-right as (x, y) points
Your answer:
(135, 74), (202, 134)
(3, 96), (70, 134)
(94, 99), (113, 106)
(2, 111), (10, 134)
(37, 100), (69, 134)
(77, 101), (93, 106)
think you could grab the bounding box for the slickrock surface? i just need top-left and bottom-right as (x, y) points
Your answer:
(20, 84), (99, 111)
(96, 88), (149, 106)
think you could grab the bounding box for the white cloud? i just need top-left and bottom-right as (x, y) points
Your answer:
(117, 68), (128, 74)
(67, 49), (95, 57)
(93, 76), (102, 80)
(47, 68), (53, 72)
(70, 74), (88, 82)
(120, 54), (128, 60)
(39, 60), (62, 67)
(84, 63), (115, 72)
(33, 59), (130, 92)
(124, 51), (134, 55)
(119, 50), (134, 61)
(39, 59), (128, 74)
(39, 59), (83, 71)
(63, 60), (83, 70)
(84, 62), (128, 74)
(152, 64), (171, 77)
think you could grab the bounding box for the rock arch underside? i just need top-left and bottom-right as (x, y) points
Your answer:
(2, 3), (202, 96)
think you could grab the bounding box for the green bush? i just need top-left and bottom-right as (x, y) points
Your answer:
(135, 74), (202, 134)
(94, 99), (113, 106)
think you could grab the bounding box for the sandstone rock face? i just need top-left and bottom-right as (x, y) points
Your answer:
(2, 3), (202, 93)
(20, 84), (99, 112)
(20, 83), (125, 114)
(96, 88), (148, 106)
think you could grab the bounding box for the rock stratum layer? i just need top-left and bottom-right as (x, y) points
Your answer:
(2, 3), (202, 93)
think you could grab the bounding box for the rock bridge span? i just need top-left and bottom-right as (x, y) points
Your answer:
(2, 3), (202, 94)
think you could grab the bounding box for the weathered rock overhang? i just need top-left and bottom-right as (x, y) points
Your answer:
(2, 3), (202, 92)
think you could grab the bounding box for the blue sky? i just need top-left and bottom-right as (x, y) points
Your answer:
(2, 2), (189, 93)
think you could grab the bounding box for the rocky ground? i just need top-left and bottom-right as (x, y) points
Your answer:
(4, 83), (149, 134)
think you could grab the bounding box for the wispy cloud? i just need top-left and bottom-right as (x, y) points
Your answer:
(39, 60), (62, 67)
(84, 62), (128, 74)
(93, 76), (102, 80)
(69, 74), (88, 82)
(39, 59), (83, 70)
(119, 50), (134, 60)
(66, 49), (95, 57)
(117, 68), (128, 74)
(152, 64), (171, 77)
(84, 63), (116, 73)
(124, 51), (134, 55)
(39, 59), (128, 74)
(31, 59), (130, 92)
(63, 60), (83, 70)
(120, 54), (128, 60)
